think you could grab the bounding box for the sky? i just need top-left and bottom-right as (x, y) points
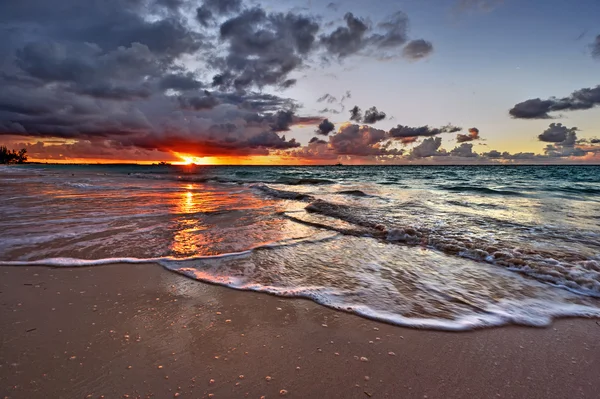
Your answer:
(0, 0), (599, 164)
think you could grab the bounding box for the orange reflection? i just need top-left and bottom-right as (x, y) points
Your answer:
(171, 185), (207, 255)
(168, 183), (302, 257)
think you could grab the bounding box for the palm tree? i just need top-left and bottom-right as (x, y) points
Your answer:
(0, 146), (28, 164)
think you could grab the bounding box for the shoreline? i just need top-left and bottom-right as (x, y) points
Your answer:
(1, 263), (599, 398)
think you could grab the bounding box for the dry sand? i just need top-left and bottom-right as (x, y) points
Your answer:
(1, 263), (599, 399)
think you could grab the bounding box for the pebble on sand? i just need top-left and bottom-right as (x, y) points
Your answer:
(280, 389), (288, 396)
(209, 379), (215, 384)
(388, 352), (396, 356)
(265, 376), (272, 381)
(360, 357), (369, 362)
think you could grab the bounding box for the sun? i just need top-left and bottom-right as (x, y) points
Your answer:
(172, 152), (211, 165)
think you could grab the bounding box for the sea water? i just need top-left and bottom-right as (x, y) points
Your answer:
(1, 164), (599, 330)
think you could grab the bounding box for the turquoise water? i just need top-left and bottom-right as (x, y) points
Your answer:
(1, 164), (600, 330)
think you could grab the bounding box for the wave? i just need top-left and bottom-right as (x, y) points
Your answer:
(252, 184), (314, 201)
(441, 185), (524, 196)
(549, 186), (600, 195)
(3, 234), (599, 332)
(275, 177), (334, 185)
(299, 199), (600, 298)
(445, 200), (504, 209)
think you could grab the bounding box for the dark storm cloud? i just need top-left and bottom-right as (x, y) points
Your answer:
(388, 124), (462, 139)
(402, 39), (434, 60)
(362, 107), (387, 124)
(535, 123), (591, 158)
(450, 143), (477, 157)
(348, 105), (387, 124)
(456, 127), (480, 143)
(591, 34), (600, 59)
(509, 85), (600, 119)
(349, 106), (362, 122)
(538, 123), (578, 144)
(196, 0), (242, 26)
(178, 95), (220, 110)
(319, 11), (419, 59)
(216, 7), (320, 90)
(319, 13), (370, 58)
(0, 0), (432, 160)
(329, 124), (399, 156)
(269, 110), (295, 132)
(159, 73), (203, 91)
(316, 119), (335, 135)
(246, 132), (300, 149)
(309, 137), (328, 144)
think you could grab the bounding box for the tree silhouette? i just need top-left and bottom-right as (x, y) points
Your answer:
(0, 146), (28, 164)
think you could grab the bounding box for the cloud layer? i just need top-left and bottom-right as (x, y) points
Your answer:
(0, 0), (435, 160)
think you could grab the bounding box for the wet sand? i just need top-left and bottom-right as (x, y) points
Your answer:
(1, 264), (599, 399)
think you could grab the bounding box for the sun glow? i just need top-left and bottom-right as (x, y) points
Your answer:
(172, 153), (211, 165)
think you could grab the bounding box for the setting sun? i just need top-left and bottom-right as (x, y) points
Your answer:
(172, 153), (211, 165)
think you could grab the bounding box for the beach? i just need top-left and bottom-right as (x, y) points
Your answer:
(2, 263), (599, 399)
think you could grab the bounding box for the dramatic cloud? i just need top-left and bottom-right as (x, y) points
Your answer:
(509, 85), (600, 119)
(388, 124), (462, 139)
(536, 123), (591, 158)
(409, 137), (446, 158)
(348, 105), (387, 124)
(591, 34), (600, 59)
(178, 94), (220, 110)
(196, 0), (242, 26)
(456, 127), (480, 143)
(328, 124), (401, 156)
(450, 143), (477, 157)
(362, 107), (387, 124)
(215, 7), (320, 90)
(402, 40), (434, 60)
(316, 119), (335, 135)
(0, 0), (440, 161)
(349, 106), (362, 122)
(538, 123), (578, 144)
(318, 11), (431, 60)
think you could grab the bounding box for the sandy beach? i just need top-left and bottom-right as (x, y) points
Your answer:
(1, 263), (599, 399)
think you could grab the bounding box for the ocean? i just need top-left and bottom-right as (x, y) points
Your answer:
(1, 164), (600, 330)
